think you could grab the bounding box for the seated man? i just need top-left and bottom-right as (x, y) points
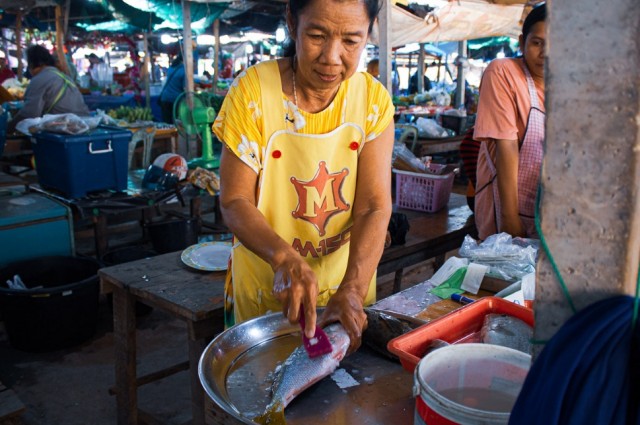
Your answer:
(7, 45), (90, 134)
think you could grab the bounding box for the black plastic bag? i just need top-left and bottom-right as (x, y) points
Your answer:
(387, 212), (410, 246)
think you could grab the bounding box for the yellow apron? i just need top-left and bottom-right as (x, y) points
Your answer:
(229, 61), (376, 325)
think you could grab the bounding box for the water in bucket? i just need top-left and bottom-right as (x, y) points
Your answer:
(413, 343), (531, 425)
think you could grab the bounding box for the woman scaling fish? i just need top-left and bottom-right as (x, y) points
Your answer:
(213, 0), (393, 420)
(214, 0), (393, 359)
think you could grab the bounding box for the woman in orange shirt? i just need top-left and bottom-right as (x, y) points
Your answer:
(473, 3), (546, 240)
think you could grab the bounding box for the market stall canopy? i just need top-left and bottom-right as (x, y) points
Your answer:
(372, 1), (542, 48)
(0, 0), (229, 33)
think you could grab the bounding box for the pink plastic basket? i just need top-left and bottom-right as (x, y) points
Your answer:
(394, 165), (456, 213)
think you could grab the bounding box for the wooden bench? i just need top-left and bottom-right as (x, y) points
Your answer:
(0, 380), (25, 422)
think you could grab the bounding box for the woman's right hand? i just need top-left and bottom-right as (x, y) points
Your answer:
(271, 252), (319, 338)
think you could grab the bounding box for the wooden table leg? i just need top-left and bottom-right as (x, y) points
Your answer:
(188, 318), (221, 425)
(392, 269), (404, 294)
(433, 254), (446, 272)
(93, 214), (108, 259)
(113, 286), (138, 425)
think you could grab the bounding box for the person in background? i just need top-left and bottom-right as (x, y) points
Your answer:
(85, 53), (104, 87)
(7, 45), (89, 134)
(408, 63), (432, 94)
(159, 53), (185, 124)
(0, 57), (16, 84)
(366, 58), (379, 79)
(213, 0), (394, 353)
(473, 3), (546, 240)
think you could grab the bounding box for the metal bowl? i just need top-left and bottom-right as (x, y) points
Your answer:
(199, 311), (415, 425)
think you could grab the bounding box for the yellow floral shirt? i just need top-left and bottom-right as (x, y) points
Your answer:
(212, 64), (394, 173)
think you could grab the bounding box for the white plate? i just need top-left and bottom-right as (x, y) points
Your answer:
(181, 242), (232, 271)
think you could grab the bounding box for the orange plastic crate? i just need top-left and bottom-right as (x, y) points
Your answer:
(387, 297), (534, 373)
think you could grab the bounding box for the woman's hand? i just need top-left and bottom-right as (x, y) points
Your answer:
(318, 285), (368, 355)
(271, 253), (319, 338)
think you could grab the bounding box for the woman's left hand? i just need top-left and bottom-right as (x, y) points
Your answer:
(318, 286), (368, 355)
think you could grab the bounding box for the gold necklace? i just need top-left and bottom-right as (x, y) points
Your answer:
(292, 55), (298, 106)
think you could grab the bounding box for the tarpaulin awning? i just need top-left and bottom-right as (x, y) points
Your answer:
(372, 2), (529, 48)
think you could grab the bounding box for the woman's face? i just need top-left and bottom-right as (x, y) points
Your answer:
(289, 0), (370, 90)
(520, 21), (546, 80)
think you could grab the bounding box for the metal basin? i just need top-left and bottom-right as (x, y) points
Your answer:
(198, 311), (415, 425)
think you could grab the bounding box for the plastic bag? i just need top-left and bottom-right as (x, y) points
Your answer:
(458, 232), (539, 281)
(392, 141), (430, 173)
(415, 117), (448, 138)
(16, 113), (97, 136)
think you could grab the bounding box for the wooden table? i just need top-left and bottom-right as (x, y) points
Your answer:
(99, 252), (226, 425)
(412, 134), (464, 157)
(99, 194), (474, 424)
(378, 193), (476, 293)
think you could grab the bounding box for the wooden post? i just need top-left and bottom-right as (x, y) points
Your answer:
(182, 1), (194, 94)
(378, 0), (393, 95)
(454, 41), (466, 109)
(143, 33), (151, 109)
(417, 42), (425, 93)
(54, 5), (69, 75)
(213, 19), (220, 89)
(16, 13), (23, 79)
(536, 0), (640, 356)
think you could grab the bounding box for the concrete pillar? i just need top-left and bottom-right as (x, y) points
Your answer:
(378, 0), (393, 95)
(536, 0), (640, 352)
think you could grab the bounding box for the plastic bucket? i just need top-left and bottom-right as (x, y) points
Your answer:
(145, 217), (200, 254)
(413, 343), (531, 425)
(0, 256), (100, 352)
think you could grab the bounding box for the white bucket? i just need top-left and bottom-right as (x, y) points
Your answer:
(413, 343), (531, 425)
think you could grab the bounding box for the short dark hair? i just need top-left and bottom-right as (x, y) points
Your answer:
(522, 3), (546, 41)
(283, 0), (382, 57)
(27, 45), (55, 69)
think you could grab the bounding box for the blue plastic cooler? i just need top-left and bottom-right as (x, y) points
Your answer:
(32, 126), (132, 198)
(0, 193), (74, 267)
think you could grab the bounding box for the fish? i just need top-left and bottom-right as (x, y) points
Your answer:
(254, 323), (350, 425)
(480, 313), (533, 355)
(362, 308), (425, 361)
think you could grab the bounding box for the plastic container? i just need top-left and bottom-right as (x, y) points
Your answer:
(388, 297), (534, 373)
(394, 165), (456, 213)
(0, 256), (101, 352)
(0, 193), (75, 267)
(414, 343), (531, 425)
(440, 115), (468, 135)
(32, 126), (132, 198)
(145, 217), (200, 254)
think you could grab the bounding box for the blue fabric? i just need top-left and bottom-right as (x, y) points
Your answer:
(82, 94), (137, 111)
(509, 295), (640, 425)
(160, 65), (185, 104)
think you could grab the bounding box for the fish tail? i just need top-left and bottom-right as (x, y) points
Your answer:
(253, 405), (286, 425)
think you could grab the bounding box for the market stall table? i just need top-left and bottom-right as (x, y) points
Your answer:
(98, 193), (474, 424)
(30, 170), (209, 258)
(411, 134), (465, 157)
(99, 251), (225, 425)
(379, 193), (476, 292)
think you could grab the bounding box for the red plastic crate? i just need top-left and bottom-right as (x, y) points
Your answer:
(387, 297), (534, 373)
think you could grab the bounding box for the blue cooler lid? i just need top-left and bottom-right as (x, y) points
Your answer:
(0, 193), (68, 226)
(34, 126), (132, 143)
